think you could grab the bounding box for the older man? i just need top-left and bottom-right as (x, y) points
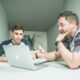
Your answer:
(37, 11), (80, 69)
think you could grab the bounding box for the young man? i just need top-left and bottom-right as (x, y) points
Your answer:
(0, 24), (36, 61)
(37, 11), (80, 69)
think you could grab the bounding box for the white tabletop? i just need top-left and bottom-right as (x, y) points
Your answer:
(0, 61), (80, 80)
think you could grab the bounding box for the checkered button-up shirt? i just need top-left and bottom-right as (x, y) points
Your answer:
(63, 27), (80, 53)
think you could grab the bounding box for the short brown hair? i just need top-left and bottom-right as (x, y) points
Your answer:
(58, 11), (79, 26)
(11, 24), (24, 32)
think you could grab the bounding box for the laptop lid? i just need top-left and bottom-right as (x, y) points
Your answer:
(3, 45), (36, 70)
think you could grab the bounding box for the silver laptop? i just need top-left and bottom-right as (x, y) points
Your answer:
(3, 45), (48, 70)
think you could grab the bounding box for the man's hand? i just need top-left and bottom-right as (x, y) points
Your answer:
(36, 47), (46, 58)
(56, 32), (69, 41)
(31, 50), (36, 59)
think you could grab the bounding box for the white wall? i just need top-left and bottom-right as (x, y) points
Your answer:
(0, 3), (8, 42)
(63, 0), (80, 20)
(24, 31), (47, 51)
(47, 24), (58, 51)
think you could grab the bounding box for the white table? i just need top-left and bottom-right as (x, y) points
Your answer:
(0, 61), (80, 80)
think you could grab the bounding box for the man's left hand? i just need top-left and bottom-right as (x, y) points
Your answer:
(56, 32), (69, 41)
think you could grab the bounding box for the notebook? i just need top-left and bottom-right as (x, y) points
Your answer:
(3, 45), (48, 70)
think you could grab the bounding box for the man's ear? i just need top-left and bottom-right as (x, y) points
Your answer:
(70, 20), (76, 29)
(71, 20), (77, 32)
(73, 20), (76, 27)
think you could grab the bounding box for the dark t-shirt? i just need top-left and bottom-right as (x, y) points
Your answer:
(0, 39), (32, 56)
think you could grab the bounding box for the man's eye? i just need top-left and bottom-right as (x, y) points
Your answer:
(61, 24), (64, 27)
(20, 33), (23, 35)
(15, 33), (18, 35)
(60, 31), (64, 34)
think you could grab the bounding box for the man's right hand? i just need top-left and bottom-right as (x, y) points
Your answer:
(56, 31), (70, 42)
(36, 47), (46, 58)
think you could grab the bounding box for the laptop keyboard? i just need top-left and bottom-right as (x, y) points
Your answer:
(34, 64), (48, 70)
(33, 58), (47, 65)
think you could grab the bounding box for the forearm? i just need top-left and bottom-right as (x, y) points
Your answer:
(46, 51), (60, 61)
(0, 56), (8, 62)
(57, 42), (73, 64)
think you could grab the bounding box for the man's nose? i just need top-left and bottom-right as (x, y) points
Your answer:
(18, 35), (21, 38)
(58, 26), (62, 31)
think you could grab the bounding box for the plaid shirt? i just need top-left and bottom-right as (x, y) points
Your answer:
(63, 27), (80, 53)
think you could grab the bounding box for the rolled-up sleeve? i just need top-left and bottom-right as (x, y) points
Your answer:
(73, 33), (80, 53)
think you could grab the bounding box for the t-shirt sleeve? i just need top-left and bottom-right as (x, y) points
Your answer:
(22, 39), (33, 50)
(73, 33), (80, 53)
(0, 44), (5, 56)
(26, 40), (33, 50)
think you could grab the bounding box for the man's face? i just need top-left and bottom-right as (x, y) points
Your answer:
(11, 30), (24, 44)
(58, 17), (74, 36)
